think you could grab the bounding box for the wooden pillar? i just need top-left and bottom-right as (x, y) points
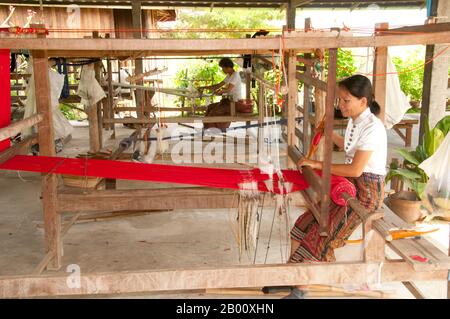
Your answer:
(363, 220), (385, 262)
(419, 0), (449, 143)
(319, 48), (337, 236)
(132, 0), (144, 119)
(302, 18), (312, 153)
(86, 31), (101, 153)
(287, 50), (298, 168)
(93, 32), (103, 150)
(258, 82), (265, 155)
(313, 49), (326, 161)
(372, 22), (388, 124)
(286, 0), (296, 31)
(32, 50), (62, 270)
(104, 33), (113, 132)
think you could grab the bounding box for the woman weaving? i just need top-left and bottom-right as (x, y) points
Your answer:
(285, 75), (387, 298)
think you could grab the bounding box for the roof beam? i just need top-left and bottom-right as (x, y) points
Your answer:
(0, 24), (449, 57)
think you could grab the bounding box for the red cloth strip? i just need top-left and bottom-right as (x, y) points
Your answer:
(0, 155), (356, 206)
(0, 49), (10, 152)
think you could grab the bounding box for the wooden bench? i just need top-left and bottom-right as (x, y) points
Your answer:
(309, 116), (419, 147)
(374, 204), (450, 272)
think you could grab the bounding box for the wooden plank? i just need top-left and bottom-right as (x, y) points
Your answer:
(390, 22), (450, 34)
(382, 204), (450, 271)
(0, 261), (446, 298)
(32, 213), (81, 275)
(132, 1), (144, 120)
(0, 114), (43, 141)
(363, 219), (386, 263)
(302, 18), (312, 153)
(295, 127), (303, 141)
(419, 43), (435, 144)
(373, 23), (389, 123)
(57, 187), (305, 213)
(88, 103), (100, 153)
(313, 49), (326, 161)
(319, 48), (337, 236)
(104, 115), (259, 124)
(251, 72), (276, 92)
(1, 28), (450, 56)
(296, 72), (327, 91)
(114, 106), (202, 112)
(106, 46), (114, 130)
(93, 33), (104, 150)
(401, 281), (425, 299)
(31, 50), (62, 271)
(0, 134), (37, 164)
(287, 50), (298, 168)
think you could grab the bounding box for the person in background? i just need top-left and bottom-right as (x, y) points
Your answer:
(198, 58), (244, 130)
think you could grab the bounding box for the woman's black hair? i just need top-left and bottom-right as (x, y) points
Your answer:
(338, 74), (380, 115)
(218, 57), (234, 69)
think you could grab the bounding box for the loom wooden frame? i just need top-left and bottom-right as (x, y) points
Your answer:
(0, 21), (449, 298)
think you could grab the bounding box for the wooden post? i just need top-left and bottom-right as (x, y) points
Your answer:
(363, 219), (385, 262)
(32, 50), (62, 270)
(104, 33), (113, 131)
(287, 50), (298, 168)
(302, 18), (312, 153)
(258, 82), (265, 155)
(319, 48), (337, 236)
(313, 49), (326, 161)
(372, 22), (388, 124)
(132, 0), (144, 120)
(93, 32), (103, 150)
(286, 0), (296, 31)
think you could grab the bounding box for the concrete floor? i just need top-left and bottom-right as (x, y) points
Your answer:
(0, 114), (448, 298)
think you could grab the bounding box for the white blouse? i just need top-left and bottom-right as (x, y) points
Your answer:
(223, 71), (243, 101)
(344, 108), (387, 176)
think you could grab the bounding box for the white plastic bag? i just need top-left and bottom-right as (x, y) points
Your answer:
(22, 58), (73, 140)
(419, 133), (450, 218)
(77, 64), (106, 107)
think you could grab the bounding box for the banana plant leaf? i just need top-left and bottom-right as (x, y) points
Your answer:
(435, 115), (450, 136)
(396, 148), (420, 165)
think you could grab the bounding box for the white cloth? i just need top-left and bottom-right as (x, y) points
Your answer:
(355, 49), (410, 129)
(419, 133), (450, 193)
(223, 71), (243, 101)
(344, 108), (387, 176)
(77, 64), (106, 107)
(22, 59), (73, 140)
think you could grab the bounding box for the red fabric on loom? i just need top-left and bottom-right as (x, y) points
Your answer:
(313, 170), (357, 206)
(0, 155), (356, 206)
(0, 49), (11, 152)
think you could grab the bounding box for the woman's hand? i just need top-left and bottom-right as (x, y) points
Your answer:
(297, 158), (322, 170)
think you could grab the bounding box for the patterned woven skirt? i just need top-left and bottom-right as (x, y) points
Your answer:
(289, 172), (384, 263)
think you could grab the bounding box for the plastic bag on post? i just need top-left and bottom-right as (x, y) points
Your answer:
(419, 133), (450, 219)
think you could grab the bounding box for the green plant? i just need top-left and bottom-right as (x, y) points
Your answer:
(59, 103), (85, 120)
(173, 59), (224, 109)
(324, 48), (357, 80)
(166, 8), (284, 39)
(392, 50), (425, 102)
(386, 115), (449, 199)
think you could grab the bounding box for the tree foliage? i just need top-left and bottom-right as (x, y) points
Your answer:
(392, 50), (424, 102)
(167, 8), (284, 38)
